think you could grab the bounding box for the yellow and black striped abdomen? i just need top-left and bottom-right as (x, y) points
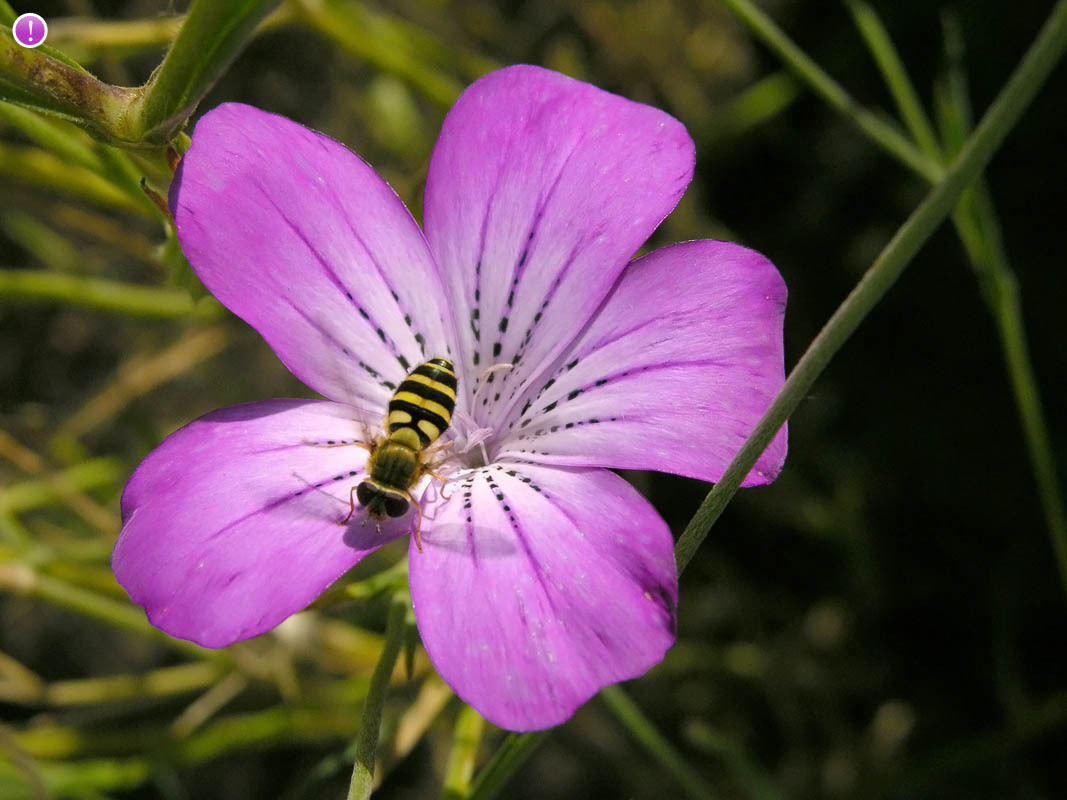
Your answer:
(386, 357), (457, 448)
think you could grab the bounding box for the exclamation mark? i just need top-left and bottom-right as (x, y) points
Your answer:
(13, 13), (47, 48)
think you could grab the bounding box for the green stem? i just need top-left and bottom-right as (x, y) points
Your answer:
(674, 0), (1067, 572)
(843, 0), (942, 158)
(43, 663), (225, 706)
(290, 0), (495, 108)
(0, 0), (278, 146)
(685, 721), (784, 800)
(600, 685), (714, 800)
(0, 458), (121, 514)
(13, 684), (371, 761)
(347, 595), (408, 800)
(342, 558), (410, 601)
(0, 34), (136, 142)
(0, 143), (152, 215)
(0, 564), (211, 660)
(733, 0), (1067, 584)
(460, 2), (1067, 768)
(990, 271), (1067, 592)
(0, 756), (152, 798)
(0, 270), (223, 319)
(466, 731), (552, 800)
(129, 0), (283, 144)
(937, 16), (1067, 593)
(717, 0), (941, 180)
(0, 102), (102, 171)
(712, 71), (802, 140)
(46, 15), (185, 55)
(442, 705), (487, 800)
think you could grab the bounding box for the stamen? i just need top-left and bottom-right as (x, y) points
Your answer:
(450, 408), (496, 467)
(451, 362), (514, 466)
(471, 362), (514, 406)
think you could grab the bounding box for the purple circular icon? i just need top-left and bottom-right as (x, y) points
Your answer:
(12, 13), (48, 49)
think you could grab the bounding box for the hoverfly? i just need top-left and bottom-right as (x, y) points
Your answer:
(343, 357), (457, 551)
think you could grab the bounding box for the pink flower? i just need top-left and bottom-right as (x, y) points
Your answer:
(112, 66), (787, 731)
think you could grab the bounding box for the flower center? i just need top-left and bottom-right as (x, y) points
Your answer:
(447, 408), (497, 469)
(437, 361), (519, 469)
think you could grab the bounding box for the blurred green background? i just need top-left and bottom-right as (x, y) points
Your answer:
(1, 1), (1065, 798)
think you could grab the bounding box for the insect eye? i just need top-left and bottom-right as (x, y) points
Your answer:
(356, 483), (377, 507)
(384, 496), (409, 517)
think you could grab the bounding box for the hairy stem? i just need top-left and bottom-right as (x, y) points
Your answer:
(347, 595), (408, 800)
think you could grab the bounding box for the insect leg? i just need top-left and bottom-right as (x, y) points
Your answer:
(424, 467), (453, 501)
(403, 490), (424, 553)
(304, 439), (370, 451)
(341, 485), (359, 525)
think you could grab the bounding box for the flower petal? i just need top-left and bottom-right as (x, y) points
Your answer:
(423, 66), (695, 427)
(113, 399), (411, 648)
(496, 241), (787, 486)
(172, 103), (454, 409)
(409, 463), (677, 731)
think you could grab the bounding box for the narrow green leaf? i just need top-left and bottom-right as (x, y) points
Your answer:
(129, 0), (283, 144)
(290, 0), (485, 108)
(717, 0), (942, 180)
(443, 705), (487, 800)
(935, 13), (1067, 594)
(844, 0), (942, 158)
(600, 685), (714, 800)
(466, 731), (551, 800)
(0, 270), (223, 319)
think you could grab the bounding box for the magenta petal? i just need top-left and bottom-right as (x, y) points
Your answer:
(423, 66), (695, 424)
(172, 103), (454, 409)
(409, 463), (677, 731)
(497, 241), (788, 486)
(113, 399), (409, 648)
